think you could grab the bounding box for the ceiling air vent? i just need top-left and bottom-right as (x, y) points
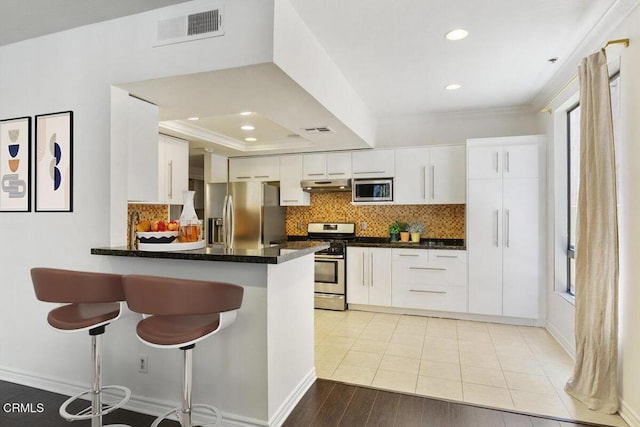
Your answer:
(303, 127), (334, 134)
(155, 8), (224, 47)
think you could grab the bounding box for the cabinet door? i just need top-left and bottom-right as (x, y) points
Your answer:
(127, 96), (159, 202)
(302, 153), (327, 179)
(347, 247), (369, 305)
(467, 179), (503, 315)
(430, 145), (466, 204)
(253, 156), (280, 181)
(352, 149), (395, 178)
(502, 144), (539, 179)
(394, 147), (429, 204)
(502, 178), (540, 318)
(326, 152), (352, 178)
(369, 248), (392, 306)
(279, 155), (310, 206)
(467, 146), (502, 180)
(162, 135), (189, 205)
(229, 158), (254, 181)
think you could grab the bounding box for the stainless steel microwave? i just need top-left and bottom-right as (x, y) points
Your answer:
(352, 178), (393, 202)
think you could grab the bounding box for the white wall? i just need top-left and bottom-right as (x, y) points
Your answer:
(0, 0), (274, 415)
(376, 106), (542, 147)
(543, 3), (640, 425)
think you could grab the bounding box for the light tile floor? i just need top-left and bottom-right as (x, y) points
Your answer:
(314, 309), (628, 427)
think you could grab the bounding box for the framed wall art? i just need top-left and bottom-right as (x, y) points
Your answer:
(0, 116), (31, 212)
(35, 111), (73, 212)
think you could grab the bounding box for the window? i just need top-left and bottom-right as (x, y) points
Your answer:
(566, 73), (620, 296)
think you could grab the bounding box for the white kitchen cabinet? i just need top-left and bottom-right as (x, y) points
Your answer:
(302, 152), (352, 180)
(205, 153), (228, 184)
(159, 134), (189, 205)
(347, 247), (392, 306)
(352, 149), (395, 178)
(391, 249), (467, 312)
(279, 155), (310, 206)
(127, 95), (159, 202)
(467, 135), (543, 319)
(394, 145), (465, 205)
(229, 156), (280, 182)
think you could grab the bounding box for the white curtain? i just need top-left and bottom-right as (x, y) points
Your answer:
(564, 49), (619, 414)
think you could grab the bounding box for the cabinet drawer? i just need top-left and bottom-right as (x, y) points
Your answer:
(392, 284), (467, 312)
(392, 249), (428, 263)
(429, 250), (467, 265)
(393, 262), (466, 287)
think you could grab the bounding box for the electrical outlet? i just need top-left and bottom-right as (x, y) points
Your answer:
(138, 354), (148, 373)
(297, 222), (302, 230)
(361, 222), (367, 230)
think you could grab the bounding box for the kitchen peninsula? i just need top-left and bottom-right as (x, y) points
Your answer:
(91, 241), (328, 427)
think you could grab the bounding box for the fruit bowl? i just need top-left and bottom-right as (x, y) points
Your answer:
(136, 231), (179, 244)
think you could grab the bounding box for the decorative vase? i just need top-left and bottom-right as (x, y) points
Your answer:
(400, 232), (410, 242)
(390, 232), (400, 242)
(410, 232), (421, 242)
(178, 190), (200, 242)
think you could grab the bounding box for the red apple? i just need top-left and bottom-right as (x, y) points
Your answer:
(150, 220), (160, 231)
(157, 220), (167, 232)
(167, 220), (179, 231)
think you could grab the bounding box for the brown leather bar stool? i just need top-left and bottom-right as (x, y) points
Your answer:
(122, 275), (243, 427)
(30, 268), (131, 427)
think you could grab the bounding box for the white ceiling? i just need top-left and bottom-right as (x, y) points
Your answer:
(0, 0), (621, 154)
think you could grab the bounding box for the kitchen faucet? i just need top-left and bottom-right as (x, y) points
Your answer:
(129, 209), (140, 250)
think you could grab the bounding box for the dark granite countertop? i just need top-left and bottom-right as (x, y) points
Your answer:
(347, 237), (465, 250)
(91, 241), (329, 264)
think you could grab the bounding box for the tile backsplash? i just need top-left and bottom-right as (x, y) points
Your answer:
(286, 192), (465, 238)
(127, 203), (169, 246)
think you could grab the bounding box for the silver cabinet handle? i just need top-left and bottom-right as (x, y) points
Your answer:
(410, 289), (447, 294)
(399, 253), (420, 257)
(328, 172), (345, 176)
(436, 255), (458, 259)
(307, 173), (324, 176)
(168, 160), (173, 199)
(505, 209), (510, 248)
(354, 171), (385, 175)
(506, 151), (510, 173)
(362, 252), (366, 286)
(422, 166), (426, 199)
(255, 175), (269, 178)
(282, 199), (299, 203)
(409, 267), (446, 271)
(494, 152), (499, 173)
(430, 165), (435, 199)
(237, 176), (251, 179)
(495, 210), (499, 247)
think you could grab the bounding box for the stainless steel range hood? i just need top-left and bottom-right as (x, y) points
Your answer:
(300, 178), (352, 193)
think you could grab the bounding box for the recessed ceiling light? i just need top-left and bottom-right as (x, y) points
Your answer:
(445, 29), (469, 41)
(445, 83), (462, 90)
(187, 117), (199, 121)
(240, 125), (255, 131)
(239, 111), (252, 116)
(244, 137), (257, 142)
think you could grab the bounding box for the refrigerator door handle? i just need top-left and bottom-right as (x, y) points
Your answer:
(223, 194), (234, 249)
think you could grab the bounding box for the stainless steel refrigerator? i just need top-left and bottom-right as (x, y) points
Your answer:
(213, 181), (285, 250)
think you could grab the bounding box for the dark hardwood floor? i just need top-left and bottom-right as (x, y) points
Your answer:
(0, 378), (614, 426)
(283, 379), (610, 427)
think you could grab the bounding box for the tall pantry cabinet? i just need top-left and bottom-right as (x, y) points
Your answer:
(466, 135), (545, 319)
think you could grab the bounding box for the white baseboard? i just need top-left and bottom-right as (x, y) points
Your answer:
(545, 320), (576, 359)
(268, 368), (316, 427)
(0, 365), (268, 427)
(620, 398), (640, 427)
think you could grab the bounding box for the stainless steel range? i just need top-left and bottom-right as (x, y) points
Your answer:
(307, 222), (355, 311)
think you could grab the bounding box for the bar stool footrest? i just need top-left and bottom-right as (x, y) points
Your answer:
(151, 403), (221, 427)
(59, 385), (131, 421)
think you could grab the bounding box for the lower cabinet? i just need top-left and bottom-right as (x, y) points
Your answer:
(391, 249), (468, 312)
(346, 247), (392, 306)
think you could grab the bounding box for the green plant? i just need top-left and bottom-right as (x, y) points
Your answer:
(407, 222), (425, 234)
(388, 220), (403, 234)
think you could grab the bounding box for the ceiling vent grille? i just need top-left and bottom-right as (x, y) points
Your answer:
(155, 8), (224, 47)
(303, 127), (334, 134)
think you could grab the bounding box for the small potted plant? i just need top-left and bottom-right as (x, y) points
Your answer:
(399, 222), (410, 242)
(407, 222), (425, 243)
(388, 220), (402, 242)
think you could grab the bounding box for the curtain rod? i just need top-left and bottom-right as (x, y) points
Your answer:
(540, 38), (630, 113)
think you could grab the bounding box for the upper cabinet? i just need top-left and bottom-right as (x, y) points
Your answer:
(229, 156), (280, 182)
(127, 96), (159, 202)
(280, 155), (310, 206)
(352, 149), (395, 178)
(159, 135), (189, 205)
(302, 152), (352, 180)
(467, 136), (540, 180)
(394, 145), (465, 205)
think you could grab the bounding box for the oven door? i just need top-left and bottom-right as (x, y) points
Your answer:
(314, 254), (345, 294)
